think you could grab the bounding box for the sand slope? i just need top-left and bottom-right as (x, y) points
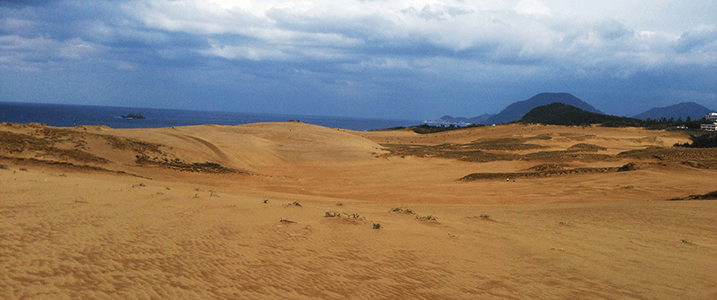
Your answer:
(1, 122), (716, 299)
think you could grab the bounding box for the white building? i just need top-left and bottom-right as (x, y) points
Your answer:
(701, 123), (717, 131)
(707, 113), (717, 122)
(701, 113), (717, 131)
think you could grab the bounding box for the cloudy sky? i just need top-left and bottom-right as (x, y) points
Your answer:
(1, 0), (716, 120)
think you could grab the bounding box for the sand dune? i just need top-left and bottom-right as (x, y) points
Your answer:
(1, 121), (716, 299)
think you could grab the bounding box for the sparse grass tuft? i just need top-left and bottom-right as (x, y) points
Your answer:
(389, 208), (416, 215)
(325, 211), (365, 220)
(282, 201), (303, 208)
(416, 215), (437, 221)
(372, 222), (382, 229)
(468, 214), (494, 221)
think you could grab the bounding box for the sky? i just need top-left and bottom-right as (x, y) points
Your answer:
(1, 0), (716, 120)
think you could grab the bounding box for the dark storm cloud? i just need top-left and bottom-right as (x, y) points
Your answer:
(674, 27), (717, 53)
(1, 0), (716, 119)
(0, 0), (55, 8)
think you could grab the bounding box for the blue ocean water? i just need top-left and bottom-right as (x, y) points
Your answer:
(0, 102), (421, 131)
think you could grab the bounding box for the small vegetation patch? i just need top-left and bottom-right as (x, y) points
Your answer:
(137, 156), (241, 174)
(675, 133), (717, 148)
(416, 215), (438, 221)
(104, 135), (163, 153)
(618, 162), (640, 172)
(325, 211), (366, 221)
(389, 207), (416, 215)
(193, 162), (223, 168)
(282, 201), (303, 208)
(525, 163), (567, 172)
(567, 143), (607, 152)
(467, 137), (549, 151)
(618, 148), (717, 167)
(669, 190), (717, 201)
(459, 166), (618, 181)
(468, 214), (494, 221)
(380, 138), (613, 163)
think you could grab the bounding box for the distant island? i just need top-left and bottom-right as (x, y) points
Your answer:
(632, 102), (712, 121)
(424, 114), (493, 126)
(428, 92), (601, 125)
(428, 92), (715, 126)
(122, 113), (145, 119)
(399, 101), (713, 135)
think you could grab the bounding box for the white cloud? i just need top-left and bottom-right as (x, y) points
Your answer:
(4, 0), (717, 89)
(199, 40), (288, 60)
(514, 0), (551, 16)
(0, 36), (101, 70)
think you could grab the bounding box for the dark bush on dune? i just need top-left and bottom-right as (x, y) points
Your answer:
(674, 133), (717, 148)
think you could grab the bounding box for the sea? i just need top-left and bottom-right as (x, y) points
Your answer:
(0, 102), (422, 131)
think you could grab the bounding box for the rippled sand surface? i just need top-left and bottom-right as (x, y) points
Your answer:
(2, 122), (716, 299)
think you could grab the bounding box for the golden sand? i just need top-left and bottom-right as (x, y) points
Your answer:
(1, 122), (715, 299)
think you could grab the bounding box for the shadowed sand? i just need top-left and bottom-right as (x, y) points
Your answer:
(1, 122), (716, 299)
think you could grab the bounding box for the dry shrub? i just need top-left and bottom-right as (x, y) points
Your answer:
(389, 208), (416, 215)
(325, 211), (366, 221)
(416, 215), (437, 221)
(468, 214), (494, 221)
(567, 143), (607, 152)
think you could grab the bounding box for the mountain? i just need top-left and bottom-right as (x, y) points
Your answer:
(486, 93), (603, 124)
(633, 102), (713, 121)
(427, 113), (494, 125)
(520, 102), (638, 126)
(467, 114), (494, 124)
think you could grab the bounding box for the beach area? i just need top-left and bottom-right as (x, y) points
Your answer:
(1, 121), (716, 299)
